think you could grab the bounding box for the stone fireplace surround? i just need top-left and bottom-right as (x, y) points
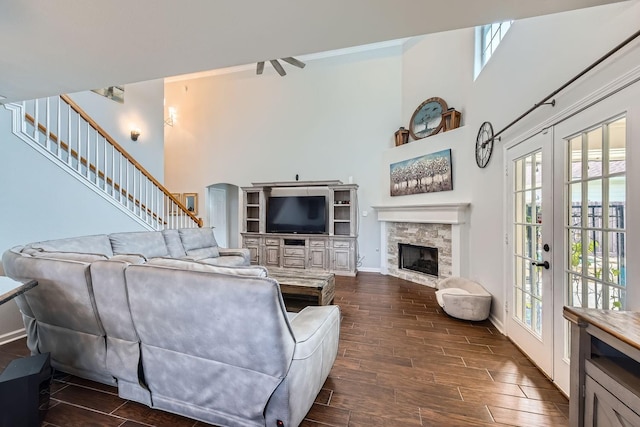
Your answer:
(373, 203), (470, 288)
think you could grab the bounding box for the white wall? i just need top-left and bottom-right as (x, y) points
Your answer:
(68, 79), (165, 180)
(162, 2), (640, 327)
(0, 80), (165, 339)
(164, 47), (403, 270)
(394, 1), (640, 327)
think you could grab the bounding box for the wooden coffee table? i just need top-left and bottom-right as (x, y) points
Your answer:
(268, 269), (335, 307)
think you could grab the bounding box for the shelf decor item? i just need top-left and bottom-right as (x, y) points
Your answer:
(441, 108), (462, 132)
(409, 97), (448, 140)
(390, 148), (453, 196)
(183, 193), (198, 215)
(394, 127), (410, 146)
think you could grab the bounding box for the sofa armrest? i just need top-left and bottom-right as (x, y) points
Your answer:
(289, 305), (340, 360)
(218, 248), (250, 264)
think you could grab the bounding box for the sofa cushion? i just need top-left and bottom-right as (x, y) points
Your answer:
(147, 258), (267, 277)
(161, 229), (187, 258)
(26, 251), (108, 263)
(183, 246), (220, 260)
(195, 256), (246, 267)
(178, 228), (219, 258)
(109, 231), (169, 259)
(110, 254), (147, 265)
(27, 235), (113, 257)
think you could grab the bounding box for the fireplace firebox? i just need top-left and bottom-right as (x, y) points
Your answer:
(398, 243), (438, 276)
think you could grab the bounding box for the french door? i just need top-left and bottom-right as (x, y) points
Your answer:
(506, 101), (629, 396)
(506, 131), (555, 378)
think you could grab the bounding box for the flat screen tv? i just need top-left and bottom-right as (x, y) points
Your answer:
(267, 196), (327, 234)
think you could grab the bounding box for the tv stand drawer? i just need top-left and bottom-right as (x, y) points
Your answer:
(283, 257), (305, 268)
(284, 247), (305, 257)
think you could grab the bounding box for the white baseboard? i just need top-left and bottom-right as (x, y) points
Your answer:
(489, 314), (505, 335)
(0, 328), (26, 346)
(357, 267), (381, 273)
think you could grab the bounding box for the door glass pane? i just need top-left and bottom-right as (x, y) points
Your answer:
(609, 177), (625, 228)
(569, 229), (582, 273)
(587, 180), (603, 216)
(570, 137), (582, 180)
(534, 298), (542, 335)
(516, 287), (523, 321)
(525, 190), (532, 222)
(609, 117), (626, 173)
(570, 183), (581, 227)
(609, 232), (626, 287)
(534, 152), (542, 188)
(565, 116), (626, 312)
(524, 225), (534, 258)
(535, 189), (542, 224)
(587, 128), (602, 178)
(515, 224), (523, 256)
(525, 292), (532, 327)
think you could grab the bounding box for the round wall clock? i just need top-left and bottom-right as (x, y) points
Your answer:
(409, 97), (448, 140)
(475, 121), (494, 168)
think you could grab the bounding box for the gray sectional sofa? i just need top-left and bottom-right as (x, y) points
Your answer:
(2, 228), (340, 427)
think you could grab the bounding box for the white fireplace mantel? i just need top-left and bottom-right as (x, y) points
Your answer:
(372, 203), (470, 224)
(372, 202), (471, 280)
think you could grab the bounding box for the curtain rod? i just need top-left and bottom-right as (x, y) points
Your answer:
(492, 27), (640, 142)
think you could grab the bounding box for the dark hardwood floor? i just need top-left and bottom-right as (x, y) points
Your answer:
(0, 272), (569, 426)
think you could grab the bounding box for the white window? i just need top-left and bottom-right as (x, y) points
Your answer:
(474, 21), (512, 79)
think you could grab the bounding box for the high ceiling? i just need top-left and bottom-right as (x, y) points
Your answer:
(0, 0), (627, 104)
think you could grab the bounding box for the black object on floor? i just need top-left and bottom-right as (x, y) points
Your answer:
(0, 352), (51, 427)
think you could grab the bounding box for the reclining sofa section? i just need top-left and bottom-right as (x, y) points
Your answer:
(2, 228), (341, 427)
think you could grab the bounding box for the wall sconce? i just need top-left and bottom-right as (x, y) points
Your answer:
(130, 129), (141, 141)
(164, 107), (176, 127)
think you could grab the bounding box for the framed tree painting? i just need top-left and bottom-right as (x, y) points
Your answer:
(390, 149), (453, 196)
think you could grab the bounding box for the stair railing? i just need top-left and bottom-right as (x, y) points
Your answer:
(8, 95), (201, 229)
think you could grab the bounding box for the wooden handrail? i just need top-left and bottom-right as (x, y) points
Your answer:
(59, 95), (202, 227)
(25, 113), (168, 224)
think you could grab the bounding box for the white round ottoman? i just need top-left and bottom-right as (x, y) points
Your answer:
(435, 277), (492, 321)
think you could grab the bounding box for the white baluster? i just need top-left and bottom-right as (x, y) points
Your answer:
(86, 124), (91, 179)
(33, 99), (39, 142)
(76, 114), (82, 173)
(45, 98), (50, 151)
(111, 145), (116, 198)
(67, 105), (72, 166)
(56, 97), (61, 158)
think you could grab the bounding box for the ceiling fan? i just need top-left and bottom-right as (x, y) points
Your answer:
(256, 57), (306, 76)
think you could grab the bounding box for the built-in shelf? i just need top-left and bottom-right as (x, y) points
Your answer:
(241, 181), (359, 276)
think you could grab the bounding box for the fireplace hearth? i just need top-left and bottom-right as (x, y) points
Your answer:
(398, 243), (438, 277)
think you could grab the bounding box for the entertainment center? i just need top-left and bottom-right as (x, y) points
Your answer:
(241, 180), (358, 276)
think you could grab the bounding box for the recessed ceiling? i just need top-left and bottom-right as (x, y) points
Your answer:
(0, 0), (627, 103)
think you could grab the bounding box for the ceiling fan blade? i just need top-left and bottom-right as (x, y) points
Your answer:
(281, 57), (306, 69)
(270, 59), (286, 76)
(256, 61), (265, 75)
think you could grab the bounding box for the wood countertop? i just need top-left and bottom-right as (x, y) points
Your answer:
(563, 306), (640, 352)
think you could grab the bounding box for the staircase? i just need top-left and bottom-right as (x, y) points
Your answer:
(4, 95), (201, 230)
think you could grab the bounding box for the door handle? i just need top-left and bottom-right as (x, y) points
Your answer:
(532, 260), (550, 269)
